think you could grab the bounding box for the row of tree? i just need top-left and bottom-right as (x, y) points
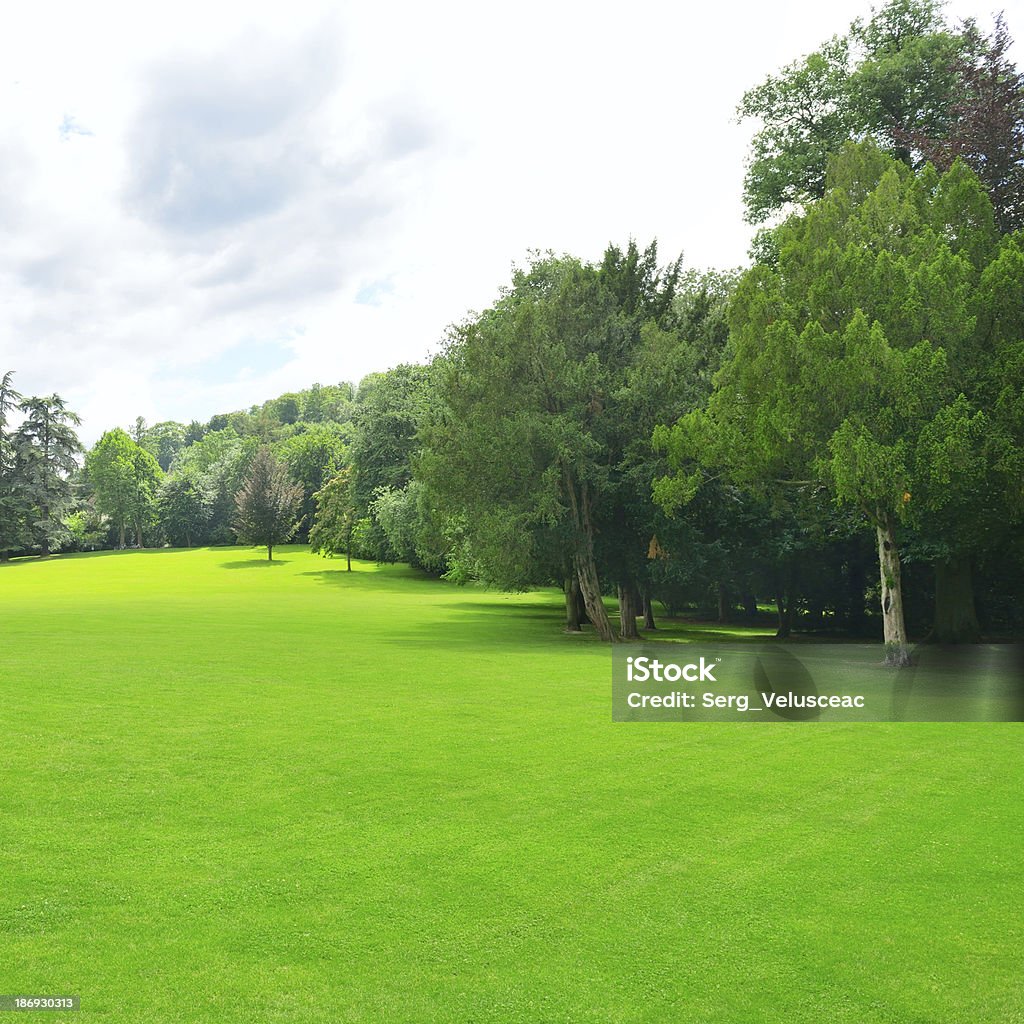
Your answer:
(0, 373), (413, 562)
(3, 0), (1021, 662)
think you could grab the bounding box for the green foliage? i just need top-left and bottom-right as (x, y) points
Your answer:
(418, 240), (703, 640)
(897, 14), (1024, 233)
(349, 364), (433, 514)
(308, 469), (358, 567)
(659, 144), (1000, 530)
(157, 472), (213, 547)
(0, 371), (28, 558)
(14, 393), (84, 555)
(64, 507), (108, 551)
(139, 420), (187, 471)
(370, 481), (448, 574)
(274, 423), (349, 539)
(86, 428), (163, 548)
(233, 447), (303, 559)
(738, 0), (986, 223)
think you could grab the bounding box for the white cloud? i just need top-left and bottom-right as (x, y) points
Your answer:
(0, 0), (1011, 443)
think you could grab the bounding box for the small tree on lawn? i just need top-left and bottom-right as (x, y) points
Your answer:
(233, 447), (302, 561)
(309, 468), (358, 571)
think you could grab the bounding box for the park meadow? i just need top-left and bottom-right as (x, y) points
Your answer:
(2, 0), (1024, 1019)
(1, 545), (1022, 1022)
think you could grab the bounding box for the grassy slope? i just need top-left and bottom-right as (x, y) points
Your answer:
(0, 547), (1020, 1023)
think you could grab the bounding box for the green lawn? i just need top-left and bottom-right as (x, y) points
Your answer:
(1, 547), (1021, 1023)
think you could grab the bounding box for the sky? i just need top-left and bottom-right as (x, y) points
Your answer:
(0, 0), (1015, 444)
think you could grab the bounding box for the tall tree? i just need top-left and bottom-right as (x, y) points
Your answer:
(157, 471), (211, 548)
(898, 14), (1024, 232)
(15, 394), (83, 556)
(738, 0), (990, 223)
(421, 255), (618, 639)
(309, 469), (358, 571)
(233, 447), (302, 561)
(86, 428), (162, 548)
(0, 372), (27, 561)
(420, 242), (684, 642)
(656, 143), (1012, 662)
(274, 423), (348, 540)
(140, 421), (188, 471)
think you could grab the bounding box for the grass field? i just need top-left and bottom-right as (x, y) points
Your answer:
(1, 546), (1021, 1023)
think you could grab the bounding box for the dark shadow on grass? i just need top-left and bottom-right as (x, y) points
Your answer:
(220, 559), (291, 569)
(0, 546), (215, 566)
(301, 568), (440, 589)
(443, 600), (563, 621)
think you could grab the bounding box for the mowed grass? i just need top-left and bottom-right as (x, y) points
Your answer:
(0, 547), (1021, 1023)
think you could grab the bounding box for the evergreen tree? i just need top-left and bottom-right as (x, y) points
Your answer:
(233, 448), (303, 561)
(15, 394), (83, 557)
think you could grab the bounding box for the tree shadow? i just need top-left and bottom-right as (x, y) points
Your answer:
(443, 600), (561, 622)
(220, 559), (291, 569)
(299, 569), (437, 590)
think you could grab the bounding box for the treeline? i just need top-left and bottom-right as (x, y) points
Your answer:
(2, 0), (1022, 657)
(0, 371), (430, 564)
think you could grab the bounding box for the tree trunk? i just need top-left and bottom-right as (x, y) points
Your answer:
(846, 548), (867, 636)
(618, 584), (640, 641)
(775, 592), (787, 637)
(930, 555), (980, 644)
(876, 518), (910, 667)
(642, 589), (657, 630)
(39, 500), (49, 557)
(717, 583), (729, 623)
(135, 520), (143, 548)
(775, 590), (793, 638)
(775, 561), (798, 637)
(267, 543), (273, 561)
(0, 551), (8, 563)
(118, 521), (126, 549)
(575, 579), (590, 625)
(565, 576), (582, 632)
(346, 547), (352, 572)
(742, 593), (757, 621)
(563, 469), (616, 642)
(575, 550), (615, 642)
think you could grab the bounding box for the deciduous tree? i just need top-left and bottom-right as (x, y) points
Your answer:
(309, 468), (358, 571)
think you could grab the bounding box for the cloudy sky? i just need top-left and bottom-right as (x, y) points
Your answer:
(0, 0), (1011, 443)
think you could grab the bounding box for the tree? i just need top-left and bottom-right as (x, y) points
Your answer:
(86, 428), (162, 548)
(157, 472), (212, 548)
(309, 469), (358, 571)
(350, 366), (433, 508)
(172, 429), (257, 545)
(0, 371), (27, 562)
(349, 364), (436, 562)
(140, 421), (187, 471)
(420, 242), (685, 642)
(420, 257), (607, 638)
(655, 143), (1011, 663)
(15, 394), (83, 556)
(370, 480), (447, 574)
(898, 14), (1024, 232)
(274, 424), (348, 539)
(738, 0), (986, 222)
(233, 447), (302, 561)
